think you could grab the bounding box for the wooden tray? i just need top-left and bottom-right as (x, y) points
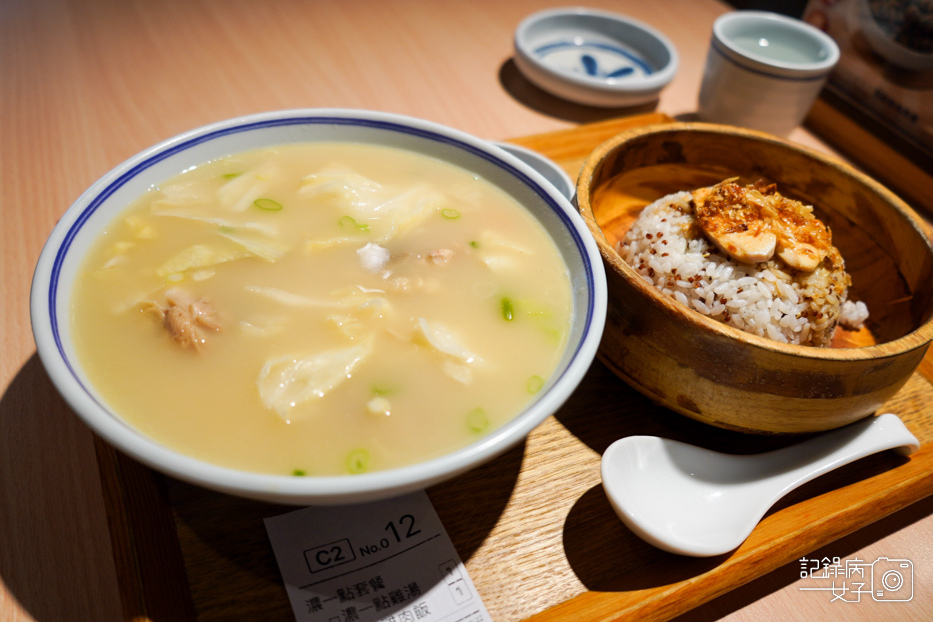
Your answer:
(94, 113), (933, 622)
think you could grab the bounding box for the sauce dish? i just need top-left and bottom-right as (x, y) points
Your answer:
(514, 7), (678, 107)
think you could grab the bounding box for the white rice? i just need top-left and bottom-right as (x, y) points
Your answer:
(618, 191), (869, 347)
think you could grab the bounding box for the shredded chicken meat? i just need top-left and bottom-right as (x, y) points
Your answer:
(141, 288), (221, 350)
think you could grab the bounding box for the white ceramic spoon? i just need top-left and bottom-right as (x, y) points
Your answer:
(601, 413), (919, 557)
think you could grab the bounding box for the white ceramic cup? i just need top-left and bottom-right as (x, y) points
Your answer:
(697, 11), (840, 136)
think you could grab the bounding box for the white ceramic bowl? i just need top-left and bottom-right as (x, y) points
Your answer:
(492, 141), (576, 201)
(31, 109), (607, 505)
(514, 7), (678, 107)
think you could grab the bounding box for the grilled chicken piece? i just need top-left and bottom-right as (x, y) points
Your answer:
(693, 179), (835, 272)
(142, 288), (221, 350)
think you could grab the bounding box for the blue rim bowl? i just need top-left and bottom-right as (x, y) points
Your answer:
(30, 109), (607, 504)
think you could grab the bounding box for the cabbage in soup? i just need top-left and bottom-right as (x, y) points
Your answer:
(72, 142), (573, 476)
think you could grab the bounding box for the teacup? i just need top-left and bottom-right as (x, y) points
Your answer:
(697, 11), (840, 136)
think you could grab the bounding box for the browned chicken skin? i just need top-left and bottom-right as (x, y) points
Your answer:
(692, 179), (841, 273)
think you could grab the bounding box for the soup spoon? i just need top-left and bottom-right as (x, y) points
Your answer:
(601, 413), (919, 557)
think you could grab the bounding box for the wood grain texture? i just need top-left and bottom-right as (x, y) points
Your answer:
(575, 122), (933, 434)
(0, 357), (124, 622)
(93, 439), (197, 621)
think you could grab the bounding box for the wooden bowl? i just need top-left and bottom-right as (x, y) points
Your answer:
(576, 122), (933, 434)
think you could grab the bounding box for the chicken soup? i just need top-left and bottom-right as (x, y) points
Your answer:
(71, 143), (573, 476)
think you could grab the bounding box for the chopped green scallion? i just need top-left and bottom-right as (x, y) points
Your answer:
(222, 172), (241, 179)
(527, 375), (544, 394)
(441, 208), (461, 219)
(338, 215), (371, 231)
(347, 449), (370, 474)
(466, 407), (488, 433)
(292, 469), (307, 477)
(254, 198), (283, 211)
(500, 297), (515, 321)
(469, 240), (480, 248)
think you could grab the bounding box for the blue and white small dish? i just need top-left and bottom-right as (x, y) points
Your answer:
(514, 7), (678, 107)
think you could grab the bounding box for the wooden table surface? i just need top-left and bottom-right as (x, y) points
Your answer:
(2, 1), (931, 621)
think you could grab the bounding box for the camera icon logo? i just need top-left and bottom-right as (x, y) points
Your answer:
(871, 557), (913, 602)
